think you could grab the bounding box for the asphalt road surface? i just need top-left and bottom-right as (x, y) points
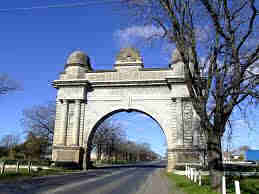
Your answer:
(0, 160), (171, 194)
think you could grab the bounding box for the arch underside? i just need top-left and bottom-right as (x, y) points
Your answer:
(83, 100), (176, 150)
(52, 95), (206, 169)
(52, 96), (206, 170)
(85, 108), (168, 151)
(81, 99), (206, 169)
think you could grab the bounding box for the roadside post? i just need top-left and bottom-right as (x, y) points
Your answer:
(16, 161), (20, 173)
(198, 171), (202, 186)
(28, 161), (32, 173)
(185, 164), (188, 177)
(222, 175), (226, 194)
(194, 168), (197, 183)
(234, 180), (241, 194)
(190, 168), (193, 181)
(1, 161), (5, 175)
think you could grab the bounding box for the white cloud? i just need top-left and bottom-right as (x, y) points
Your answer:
(114, 25), (164, 47)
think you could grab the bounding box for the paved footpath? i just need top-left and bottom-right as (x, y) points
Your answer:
(136, 168), (171, 194)
(137, 168), (185, 194)
(0, 161), (183, 194)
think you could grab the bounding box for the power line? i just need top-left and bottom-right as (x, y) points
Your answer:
(0, 0), (121, 12)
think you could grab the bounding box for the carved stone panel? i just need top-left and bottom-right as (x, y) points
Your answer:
(56, 150), (75, 161)
(66, 103), (75, 146)
(183, 101), (193, 145)
(58, 87), (85, 100)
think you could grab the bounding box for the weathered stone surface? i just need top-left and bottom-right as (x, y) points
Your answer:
(57, 87), (85, 100)
(115, 47), (143, 64)
(171, 48), (182, 64)
(52, 146), (83, 164)
(67, 51), (89, 65)
(52, 49), (206, 170)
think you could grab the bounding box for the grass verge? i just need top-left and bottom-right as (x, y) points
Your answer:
(226, 176), (259, 194)
(166, 172), (259, 194)
(166, 173), (218, 194)
(0, 168), (81, 182)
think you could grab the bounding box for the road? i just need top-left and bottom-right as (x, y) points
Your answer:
(0, 160), (171, 194)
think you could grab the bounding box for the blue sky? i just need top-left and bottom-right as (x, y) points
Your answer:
(0, 1), (258, 154)
(0, 1), (169, 155)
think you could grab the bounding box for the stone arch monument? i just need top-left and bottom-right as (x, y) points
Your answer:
(52, 48), (206, 171)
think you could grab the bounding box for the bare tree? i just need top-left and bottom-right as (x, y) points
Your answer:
(0, 134), (20, 158)
(120, 0), (259, 192)
(90, 120), (159, 163)
(0, 74), (20, 95)
(91, 120), (126, 161)
(21, 102), (55, 138)
(22, 131), (49, 160)
(21, 101), (56, 157)
(234, 145), (251, 155)
(0, 134), (19, 149)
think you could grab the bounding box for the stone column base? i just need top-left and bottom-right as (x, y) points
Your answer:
(52, 146), (84, 169)
(169, 147), (206, 164)
(167, 151), (176, 172)
(167, 146), (206, 172)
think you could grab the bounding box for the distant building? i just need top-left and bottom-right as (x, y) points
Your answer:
(232, 154), (241, 160)
(223, 151), (232, 161)
(245, 149), (259, 161)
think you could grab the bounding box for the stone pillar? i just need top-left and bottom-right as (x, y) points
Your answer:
(60, 99), (69, 145)
(167, 150), (176, 172)
(176, 98), (184, 145)
(53, 100), (61, 145)
(192, 110), (200, 146)
(73, 99), (81, 146)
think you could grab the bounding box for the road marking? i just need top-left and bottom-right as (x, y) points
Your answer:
(82, 168), (143, 194)
(39, 168), (136, 194)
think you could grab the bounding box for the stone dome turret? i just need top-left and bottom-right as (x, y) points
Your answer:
(62, 50), (92, 79)
(115, 47), (143, 66)
(171, 48), (183, 64)
(171, 48), (195, 64)
(170, 48), (195, 76)
(116, 48), (141, 61)
(67, 50), (90, 66)
(169, 48), (184, 75)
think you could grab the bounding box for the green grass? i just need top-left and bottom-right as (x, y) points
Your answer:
(166, 173), (218, 194)
(225, 176), (259, 194)
(192, 175), (259, 194)
(0, 168), (80, 182)
(166, 173), (259, 194)
(240, 177), (259, 194)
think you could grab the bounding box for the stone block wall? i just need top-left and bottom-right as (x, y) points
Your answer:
(53, 100), (62, 145)
(52, 49), (206, 170)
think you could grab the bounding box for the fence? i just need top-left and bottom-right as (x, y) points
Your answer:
(0, 160), (51, 175)
(185, 164), (242, 194)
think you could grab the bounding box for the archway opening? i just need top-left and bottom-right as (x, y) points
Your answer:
(85, 109), (168, 168)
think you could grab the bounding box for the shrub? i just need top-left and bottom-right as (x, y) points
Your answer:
(174, 164), (207, 171)
(53, 161), (81, 170)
